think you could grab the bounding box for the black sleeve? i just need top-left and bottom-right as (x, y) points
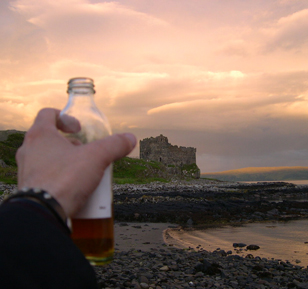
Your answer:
(0, 199), (99, 289)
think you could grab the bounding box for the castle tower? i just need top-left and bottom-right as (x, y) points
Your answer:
(140, 135), (196, 167)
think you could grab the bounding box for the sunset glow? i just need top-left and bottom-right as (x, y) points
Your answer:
(1, 0), (308, 172)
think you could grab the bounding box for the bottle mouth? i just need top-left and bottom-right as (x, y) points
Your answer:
(67, 77), (95, 93)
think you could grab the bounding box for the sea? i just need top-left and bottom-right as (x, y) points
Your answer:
(240, 180), (308, 186)
(172, 180), (308, 267)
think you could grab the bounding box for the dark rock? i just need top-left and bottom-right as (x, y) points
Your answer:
(247, 244), (260, 250)
(194, 260), (222, 275)
(233, 243), (246, 248)
(258, 271), (272, 278)
(252, 265), (264, 271)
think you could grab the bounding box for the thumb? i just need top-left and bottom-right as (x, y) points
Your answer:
(87, 133), (137, 165)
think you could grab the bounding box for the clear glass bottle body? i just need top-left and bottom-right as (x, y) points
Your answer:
(60, 77), (113, 265)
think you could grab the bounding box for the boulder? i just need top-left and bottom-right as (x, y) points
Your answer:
(247, 244), (260, 250)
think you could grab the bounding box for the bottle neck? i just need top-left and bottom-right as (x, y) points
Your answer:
(67, 88), (96, 107)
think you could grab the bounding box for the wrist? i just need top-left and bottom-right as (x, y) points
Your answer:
(2, 188), (71, 232)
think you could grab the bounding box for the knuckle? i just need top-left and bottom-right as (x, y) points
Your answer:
(23, 127), (39, 142)
(15, 146), (24, 163)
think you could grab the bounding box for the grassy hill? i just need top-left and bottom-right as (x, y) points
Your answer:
(0, 130), (199, 184)
(202, 166), (308, 182)
(114, 157), (200, 184)
(0, 131), (25, 184)
(1, 131), (305, 185)
(0, 130), (25, 141)
(113, 157), (169, 184)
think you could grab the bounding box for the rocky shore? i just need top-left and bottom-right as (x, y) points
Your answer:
(106, 180), (308, 289)
(113, 180), (308, 226)
(95, 246), (308, 289)
(2, 180), (308, 288)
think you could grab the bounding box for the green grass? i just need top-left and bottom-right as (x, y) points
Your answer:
(0, 167), (18, 184)
(113, 157), (201, 184)
(0, 132), (23, 184)
(181, 163), (199, 171)
(113, 157), (169, 184)
(180, 163), (200, 179)
(0, 133), (201, 185)
(1, 133), (25, 148)
(0, 133), (25, 167)
(0, 143), (18, 167)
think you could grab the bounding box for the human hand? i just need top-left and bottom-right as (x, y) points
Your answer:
(16, 108), (136, 217)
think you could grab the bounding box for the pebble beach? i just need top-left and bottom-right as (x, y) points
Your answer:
(102, 180), (308, 289)
(2, 181), (308, 288)
(95, 221), (308, 289)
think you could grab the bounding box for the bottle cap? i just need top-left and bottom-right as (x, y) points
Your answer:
(67, 77), (95, 93)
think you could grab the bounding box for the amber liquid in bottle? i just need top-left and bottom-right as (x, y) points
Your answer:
(71, 217), (114, 265)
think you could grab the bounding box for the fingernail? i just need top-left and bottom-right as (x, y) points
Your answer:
(124, 133), (137, 148)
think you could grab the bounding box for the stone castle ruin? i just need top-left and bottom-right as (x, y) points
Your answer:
(140, 135), (200, 178)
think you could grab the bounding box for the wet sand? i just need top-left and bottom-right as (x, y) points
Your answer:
(114, 222), (178, 251)
(163, 220), (308, 267)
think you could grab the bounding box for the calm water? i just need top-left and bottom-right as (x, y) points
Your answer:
(174, 220), (308, 267)
(168, 180), (308, 266)
(288, 180), (308, 185)
(241, 180), (308, 185)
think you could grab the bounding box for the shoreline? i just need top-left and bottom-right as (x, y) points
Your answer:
(114, 221), (176, 252)
(2, 182), (308, 287)
(163, 219), (308, 267)
(115, 218), (308, 267)
(98, 221), (308, 288)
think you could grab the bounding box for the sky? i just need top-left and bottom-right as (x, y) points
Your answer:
(1, 0), (308, 173)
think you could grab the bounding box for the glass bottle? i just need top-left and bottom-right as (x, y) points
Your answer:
(60, 77), (113, 265)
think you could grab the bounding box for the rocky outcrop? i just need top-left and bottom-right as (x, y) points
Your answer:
(0, 130), (25, 142)
(113, 180), (308, 225)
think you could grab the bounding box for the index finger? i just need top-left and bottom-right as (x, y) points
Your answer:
(32, 108), (81, 133)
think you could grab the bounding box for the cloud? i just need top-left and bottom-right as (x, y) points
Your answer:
(1, 0), (308, 172)
(137, 69), (308, 134)
(10, 0), (172, 69)
(263, 9), (308, 51)
(0, 100), (40, 130)
(12, 0), (167, 27)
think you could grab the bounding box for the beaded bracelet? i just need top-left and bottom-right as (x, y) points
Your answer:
(3, 187), (71, 232)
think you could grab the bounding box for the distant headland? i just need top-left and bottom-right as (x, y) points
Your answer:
(202, 166), (308, 182)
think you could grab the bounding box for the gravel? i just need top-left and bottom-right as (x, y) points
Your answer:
(94, 247), (308, 289)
